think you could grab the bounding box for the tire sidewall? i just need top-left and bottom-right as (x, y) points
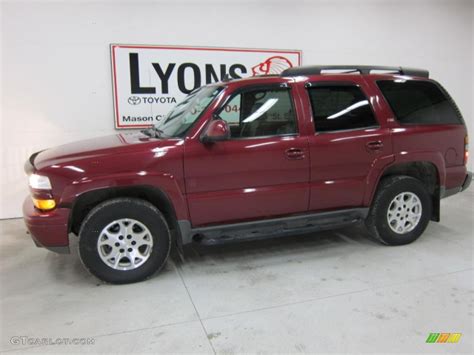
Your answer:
(79, 198), (170, 284)
(373, 177), (432, 245)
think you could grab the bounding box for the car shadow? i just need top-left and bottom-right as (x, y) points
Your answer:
(171, 223), (380, 267)
(44, 223), (380, 285)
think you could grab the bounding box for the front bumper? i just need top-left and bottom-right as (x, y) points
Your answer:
(22, 197), (70, 254)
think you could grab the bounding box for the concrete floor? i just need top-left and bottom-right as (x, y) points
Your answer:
(0, 191), (472, 354)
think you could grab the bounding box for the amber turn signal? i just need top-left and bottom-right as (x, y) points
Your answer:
(32, 198), (56, 211)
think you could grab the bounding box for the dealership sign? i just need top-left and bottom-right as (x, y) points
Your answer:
(111, 44), (302, 128)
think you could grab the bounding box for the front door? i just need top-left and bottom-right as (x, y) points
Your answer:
(184, 84), (310, 227)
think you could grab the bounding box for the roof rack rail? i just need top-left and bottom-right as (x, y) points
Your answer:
(281, 65), (429, 78)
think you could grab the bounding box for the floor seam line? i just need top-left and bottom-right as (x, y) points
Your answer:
(176, 261), (217, 355)
(200, 266), (474, 322)
(92, 318), (198, 339)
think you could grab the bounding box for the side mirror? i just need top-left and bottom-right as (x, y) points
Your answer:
(201, 119), (230, 143)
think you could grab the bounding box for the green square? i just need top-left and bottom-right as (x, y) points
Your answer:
(426, 333), (439, 343)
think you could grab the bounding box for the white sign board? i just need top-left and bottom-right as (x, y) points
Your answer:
(111, 44), (302, 128)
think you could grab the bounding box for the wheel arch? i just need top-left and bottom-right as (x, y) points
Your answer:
(368, 161), (442, 221)
(69, 185), (182, 247)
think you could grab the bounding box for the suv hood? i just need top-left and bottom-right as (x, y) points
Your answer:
(32, 132), (165, 170)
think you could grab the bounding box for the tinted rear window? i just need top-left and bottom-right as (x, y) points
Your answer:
(377, 80), (462, 125)
(308, 85), (378, 132)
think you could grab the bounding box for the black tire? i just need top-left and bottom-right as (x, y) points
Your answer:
(79, 198), (171, 284)
(365, 175), (432, 246)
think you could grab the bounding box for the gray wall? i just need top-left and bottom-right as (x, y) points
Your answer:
(1, 0), (473, 218)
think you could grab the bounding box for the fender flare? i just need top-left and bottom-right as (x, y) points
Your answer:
(364, 151), (445, 206)
(61, 171), (188, 220)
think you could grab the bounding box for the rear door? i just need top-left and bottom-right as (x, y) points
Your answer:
(303, 77), (393, 211)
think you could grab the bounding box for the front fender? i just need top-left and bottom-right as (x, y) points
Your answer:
(60, 171), (189, 220)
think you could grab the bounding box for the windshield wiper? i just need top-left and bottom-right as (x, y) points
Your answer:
(141, 127), (165, 138)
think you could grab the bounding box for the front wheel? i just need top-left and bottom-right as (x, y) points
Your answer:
(366, 175), (432, 245)
(79, 198), (171, 284)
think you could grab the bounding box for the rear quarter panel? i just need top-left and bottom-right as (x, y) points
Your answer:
(363, 75), (467, 200)
(390, 125), (467, 189)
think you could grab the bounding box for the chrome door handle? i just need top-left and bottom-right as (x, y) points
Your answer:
(366, 141), (383, 152)
(285, 148), (305, 160)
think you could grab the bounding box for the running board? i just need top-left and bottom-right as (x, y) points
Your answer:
(180, 208), (368, 246)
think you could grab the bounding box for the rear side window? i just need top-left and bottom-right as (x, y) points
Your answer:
(377, 80), (462, 125)
(308, 85), (378, 132)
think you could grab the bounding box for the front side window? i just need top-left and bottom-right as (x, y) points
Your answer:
(377, 80), (463, 125)
(308, 85), (377, 132)
(153, 85), (222, 138)
(218, 88), (297, 138)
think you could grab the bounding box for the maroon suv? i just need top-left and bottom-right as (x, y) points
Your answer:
(23, 65), (471, 283)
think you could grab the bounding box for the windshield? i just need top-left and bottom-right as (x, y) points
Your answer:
(153, 85), (223, 138)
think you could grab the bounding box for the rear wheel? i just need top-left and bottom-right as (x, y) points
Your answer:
(366, 175), (432, 245)
(79, 198), (171, 284)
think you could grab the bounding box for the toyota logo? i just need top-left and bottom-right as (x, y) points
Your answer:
(128, 96), (141, 105)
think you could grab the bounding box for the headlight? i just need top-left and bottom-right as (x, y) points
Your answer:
(29, 174), (52, 190)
